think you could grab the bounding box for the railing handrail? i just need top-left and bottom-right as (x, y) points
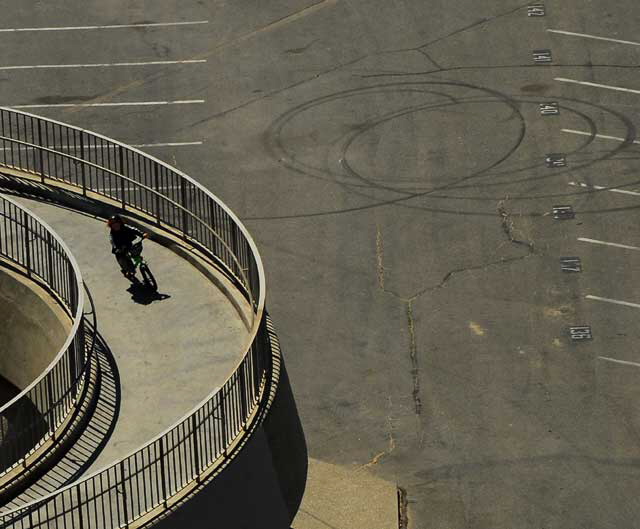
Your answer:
(0, 133), (257, 315)
(0, 194), (85, 416)
(0, 105), (265, 319)
(0, 107), (271, 526)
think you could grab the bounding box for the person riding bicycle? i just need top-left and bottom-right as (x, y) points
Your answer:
(107, 215), (148, 279)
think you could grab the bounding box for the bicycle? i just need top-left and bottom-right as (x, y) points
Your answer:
(121, 237), (157, 291)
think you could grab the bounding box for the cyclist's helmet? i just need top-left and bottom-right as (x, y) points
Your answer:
(107, 214), (123, 228)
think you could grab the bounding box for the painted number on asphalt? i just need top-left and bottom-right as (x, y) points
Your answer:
(540, 102), (559, 115)
(546, 154), (566, 168)
(533, 49), (552, 63)
(560, 257), (582, 272)
(569, 326), (592, 341)
(552, 205), (574, 220)
(527, 4), (546, 16)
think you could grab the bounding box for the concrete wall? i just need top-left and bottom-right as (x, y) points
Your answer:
(150, 359), (308, 529)
(0, 267), (71, 390)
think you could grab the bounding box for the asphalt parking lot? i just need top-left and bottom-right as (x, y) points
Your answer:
(4, 0), (640, 527)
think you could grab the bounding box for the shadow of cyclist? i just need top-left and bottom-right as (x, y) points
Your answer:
(126, 280), (170, 305)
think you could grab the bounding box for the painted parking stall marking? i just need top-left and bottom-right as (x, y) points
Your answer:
(10, 100), (205, 109)
(578, 238), (640, 252)
(0, 20), (209, 32)
(569, 182), (640, 197)
(586, 295), (640, 310)
(555, 78), (640, 96)
(1, 141), (203, 152)
(548, 29), (640, 48)
(0, 59), (207, 71)
(562, 129), (639, 145)
(599, 356), (640, 368)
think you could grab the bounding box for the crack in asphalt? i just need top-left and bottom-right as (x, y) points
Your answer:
(497, 198), (536, 254)
(375, 205), (537, 445)
(417, 2), (530, 50)
(358, 62), (640, 79)
(406, 300), (422, 418)
(376, 223), (385, 291)
(362, 395), (396, 468)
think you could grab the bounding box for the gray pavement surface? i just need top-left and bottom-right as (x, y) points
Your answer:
(12, 197), (251, 473)
(4, 0), (640, 527)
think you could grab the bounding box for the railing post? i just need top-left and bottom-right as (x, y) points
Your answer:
(75, 483), (85, 529)
(46, 374), (56, 440)
(239, 365), (248, 430)
(46, 232), (54, 286)
(119, 146), (126, 209)
(180, 178), (189, 236)
(119, 461), (129, 528)
(159, 438), (168, 507)
(191, 415), (201, 482)
(221, 396), (228, 456)
(22, 210), (31, 277)
(37, 119), (45, 183)
(68, 263), (78, 385)
(80, 133), (87, 196)
(154, 163), (161, 226)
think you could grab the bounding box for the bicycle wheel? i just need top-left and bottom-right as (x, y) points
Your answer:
(139, 263), (158, 291)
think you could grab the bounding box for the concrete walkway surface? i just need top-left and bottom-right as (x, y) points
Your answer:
(11, 196), (252, 474)
(292, 458), (398, 529)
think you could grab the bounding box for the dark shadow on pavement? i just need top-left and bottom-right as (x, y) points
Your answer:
(126, 280), (170, 305)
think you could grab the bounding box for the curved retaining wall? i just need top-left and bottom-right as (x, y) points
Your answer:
(0, 268), (70, 391)
(0, 108), (307, 528)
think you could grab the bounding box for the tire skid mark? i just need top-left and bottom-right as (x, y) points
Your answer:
(255, 86), (636, 220)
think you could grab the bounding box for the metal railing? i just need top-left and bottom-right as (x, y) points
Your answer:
(0, 194), (94, 475)
(0, 107), (271, 528)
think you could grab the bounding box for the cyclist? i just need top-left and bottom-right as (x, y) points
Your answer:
(107, 215), (148, 279)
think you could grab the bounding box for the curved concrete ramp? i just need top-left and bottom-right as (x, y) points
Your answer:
(12, 196), (252, 470)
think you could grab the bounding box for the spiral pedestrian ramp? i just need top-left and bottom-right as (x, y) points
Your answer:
(0, 108), (307, 528)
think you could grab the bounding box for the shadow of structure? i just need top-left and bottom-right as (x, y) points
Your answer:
(149, 331), (308, 529)
(0, 376), (19, 408)
(0, 379), (49, 471)
(1, 323), (121, 510)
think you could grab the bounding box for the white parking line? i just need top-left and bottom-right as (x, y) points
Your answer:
(598, 356), (640, 368)
(0, 59), (206, 71)
(569, 181), (640, 197)
(10, 100), (205, 109)
(0, 21), (209, 33)
(586, 295), (640, 309)
(133, 142), (203, 148)
(561, 129), (640, 145)
(578, 238), (640, 251)
(98, 185), (182, 192)
(0, 141), (203, 151)
(548, 29), (640, 47)
(555, 78), (640, 96)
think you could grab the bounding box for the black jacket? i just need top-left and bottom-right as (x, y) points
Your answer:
(110, 225), (144, 253)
